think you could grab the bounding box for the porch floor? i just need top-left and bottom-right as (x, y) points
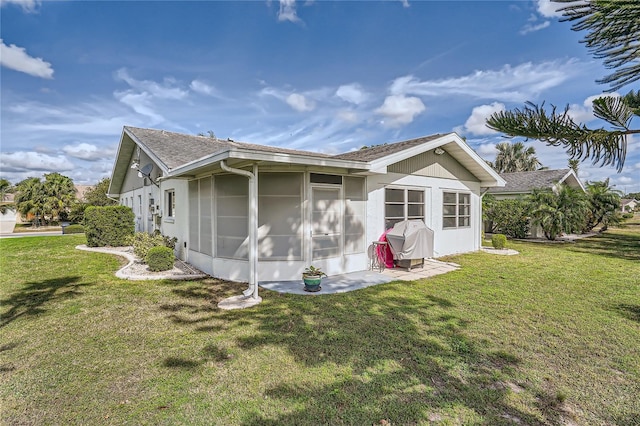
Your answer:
(259, 259), (459, 295)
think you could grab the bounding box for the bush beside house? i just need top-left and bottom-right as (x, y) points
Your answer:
(146, 246), (174, 271)
(84, 206), (134, 247)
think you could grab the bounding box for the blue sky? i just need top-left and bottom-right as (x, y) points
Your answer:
(1, 0), (639, 194)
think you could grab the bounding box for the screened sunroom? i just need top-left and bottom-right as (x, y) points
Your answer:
(186, 170), (368, 282)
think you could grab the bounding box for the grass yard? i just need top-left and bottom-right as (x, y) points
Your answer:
(1, 221), (639, 425)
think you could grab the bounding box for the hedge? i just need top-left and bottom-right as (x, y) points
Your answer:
(84, 206), (135, 247)
(63, 224), (84, 234)
(146, 246), (175, 272)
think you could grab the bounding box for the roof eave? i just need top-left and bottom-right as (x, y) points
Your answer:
(167, 148), (371, 177)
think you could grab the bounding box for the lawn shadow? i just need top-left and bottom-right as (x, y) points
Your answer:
(567, 232), (640, 261)
(610, 303), (640, 323)
(163, 278), (568, 424)
(0, 276), (86, 328)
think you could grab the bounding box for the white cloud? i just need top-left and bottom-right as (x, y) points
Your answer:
(0, 39), (53, 79)
(336, 83), (368, 105)
(477, 142), (498, 157)
(62, 143), (114, 161)
(190, 79), (216, 96)
(278, 0), (300, 22)
(337, 109), (358, 123)
(461, 102), (506, 135)
(114, 91), (164, 123)
(0, 0), (39, 13)
(400, 0), (410, 8)
(536, 0), (563, 18)
(114, 68), (188, 100)
(1, 151), (73, 172)
(286, 93), (315, 112)
(388, 60), (578, 102)
(375, 95), (425, 127)
(567, 93), (620, 123)
(520, 20), (550, 35)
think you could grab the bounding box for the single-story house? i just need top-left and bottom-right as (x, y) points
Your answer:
(108, 126), (505, 288)
(485, 168), (585, 237)
(620, 198), (638, 213)
(486, 169), (584, 199)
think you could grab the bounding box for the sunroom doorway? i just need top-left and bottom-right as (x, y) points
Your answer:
(310, 185), (343, 274)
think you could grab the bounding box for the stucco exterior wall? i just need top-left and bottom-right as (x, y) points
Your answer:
(366, 172), (482, 258)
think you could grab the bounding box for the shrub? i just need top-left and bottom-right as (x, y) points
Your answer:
(484, 198), (530, 239)
(622, 212), (634, 219)
(131, 231), (178, 263)
(84, 206), (135, 247)
(63, 224), (84, 234)
(146, 246), (174, 272)
(492, 234), (507, 250)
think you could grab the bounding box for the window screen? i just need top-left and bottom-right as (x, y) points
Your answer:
(344, 177), (365, 254)
(215, 175), (248, 259)
(258, 172), (303, 260)
(310, 173), (342, 185)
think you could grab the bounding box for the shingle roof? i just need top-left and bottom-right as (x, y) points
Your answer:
(331, 134), (444, 161)
(125, 126), (333, 170)
(488, 169), (571, 193)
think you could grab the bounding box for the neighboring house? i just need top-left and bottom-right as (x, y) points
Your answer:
(108, 126), (504, 285)
(75, 185), (93, 203)
(620, 198), (638, 213)
(486, 168), (585, 237)
(487, 169), (585, 199)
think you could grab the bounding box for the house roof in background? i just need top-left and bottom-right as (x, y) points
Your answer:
(488, 169), (584, 194)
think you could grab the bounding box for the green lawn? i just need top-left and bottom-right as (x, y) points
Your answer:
(1, 222), (639, 425)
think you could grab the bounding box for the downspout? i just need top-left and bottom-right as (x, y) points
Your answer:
(220, 160), (259, 300)
(479, 187), (491, 247)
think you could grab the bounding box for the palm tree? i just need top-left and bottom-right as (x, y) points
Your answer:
(528, 185), (588, 240)
(583, 179), (622, 232)
(492, 141), (542, 173)
(0, 178), (14, 214)
(15, 177), (46, 223)
(42, 172), (77, 222)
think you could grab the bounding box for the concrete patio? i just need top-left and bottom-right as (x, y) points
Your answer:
(259, 259), (460, 295)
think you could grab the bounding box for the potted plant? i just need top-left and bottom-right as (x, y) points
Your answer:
(302, 265), (327, 292)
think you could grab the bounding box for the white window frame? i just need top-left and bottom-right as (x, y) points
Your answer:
(384, 187), (426, 229)
(442, 191), (471, 229)
(166, 189), (176, 221)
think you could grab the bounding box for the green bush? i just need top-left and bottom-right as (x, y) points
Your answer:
(131, 231), (178, 263)
(622, 212), (634, 219)
(484, 198), (530, 239)
(84, 206), (135, 247)
(492, 234), (507, 250)
(146, 246), (174, 272)
(63, 224), (84, 234)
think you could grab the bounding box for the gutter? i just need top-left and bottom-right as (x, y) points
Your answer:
(219, 160), (259, 301)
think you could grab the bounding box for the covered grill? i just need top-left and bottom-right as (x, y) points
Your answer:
(385, 220), (434, 270)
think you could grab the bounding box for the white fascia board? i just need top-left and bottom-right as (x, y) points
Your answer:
(452, 137), (506, 187)
(123, 128), (170, 176)
(368, 134), (453, 170)
(107, 127), (130, 195)
(168, 148), (370, 177)
(560, 170), (586, 192)
(368, 132), (505, 186)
